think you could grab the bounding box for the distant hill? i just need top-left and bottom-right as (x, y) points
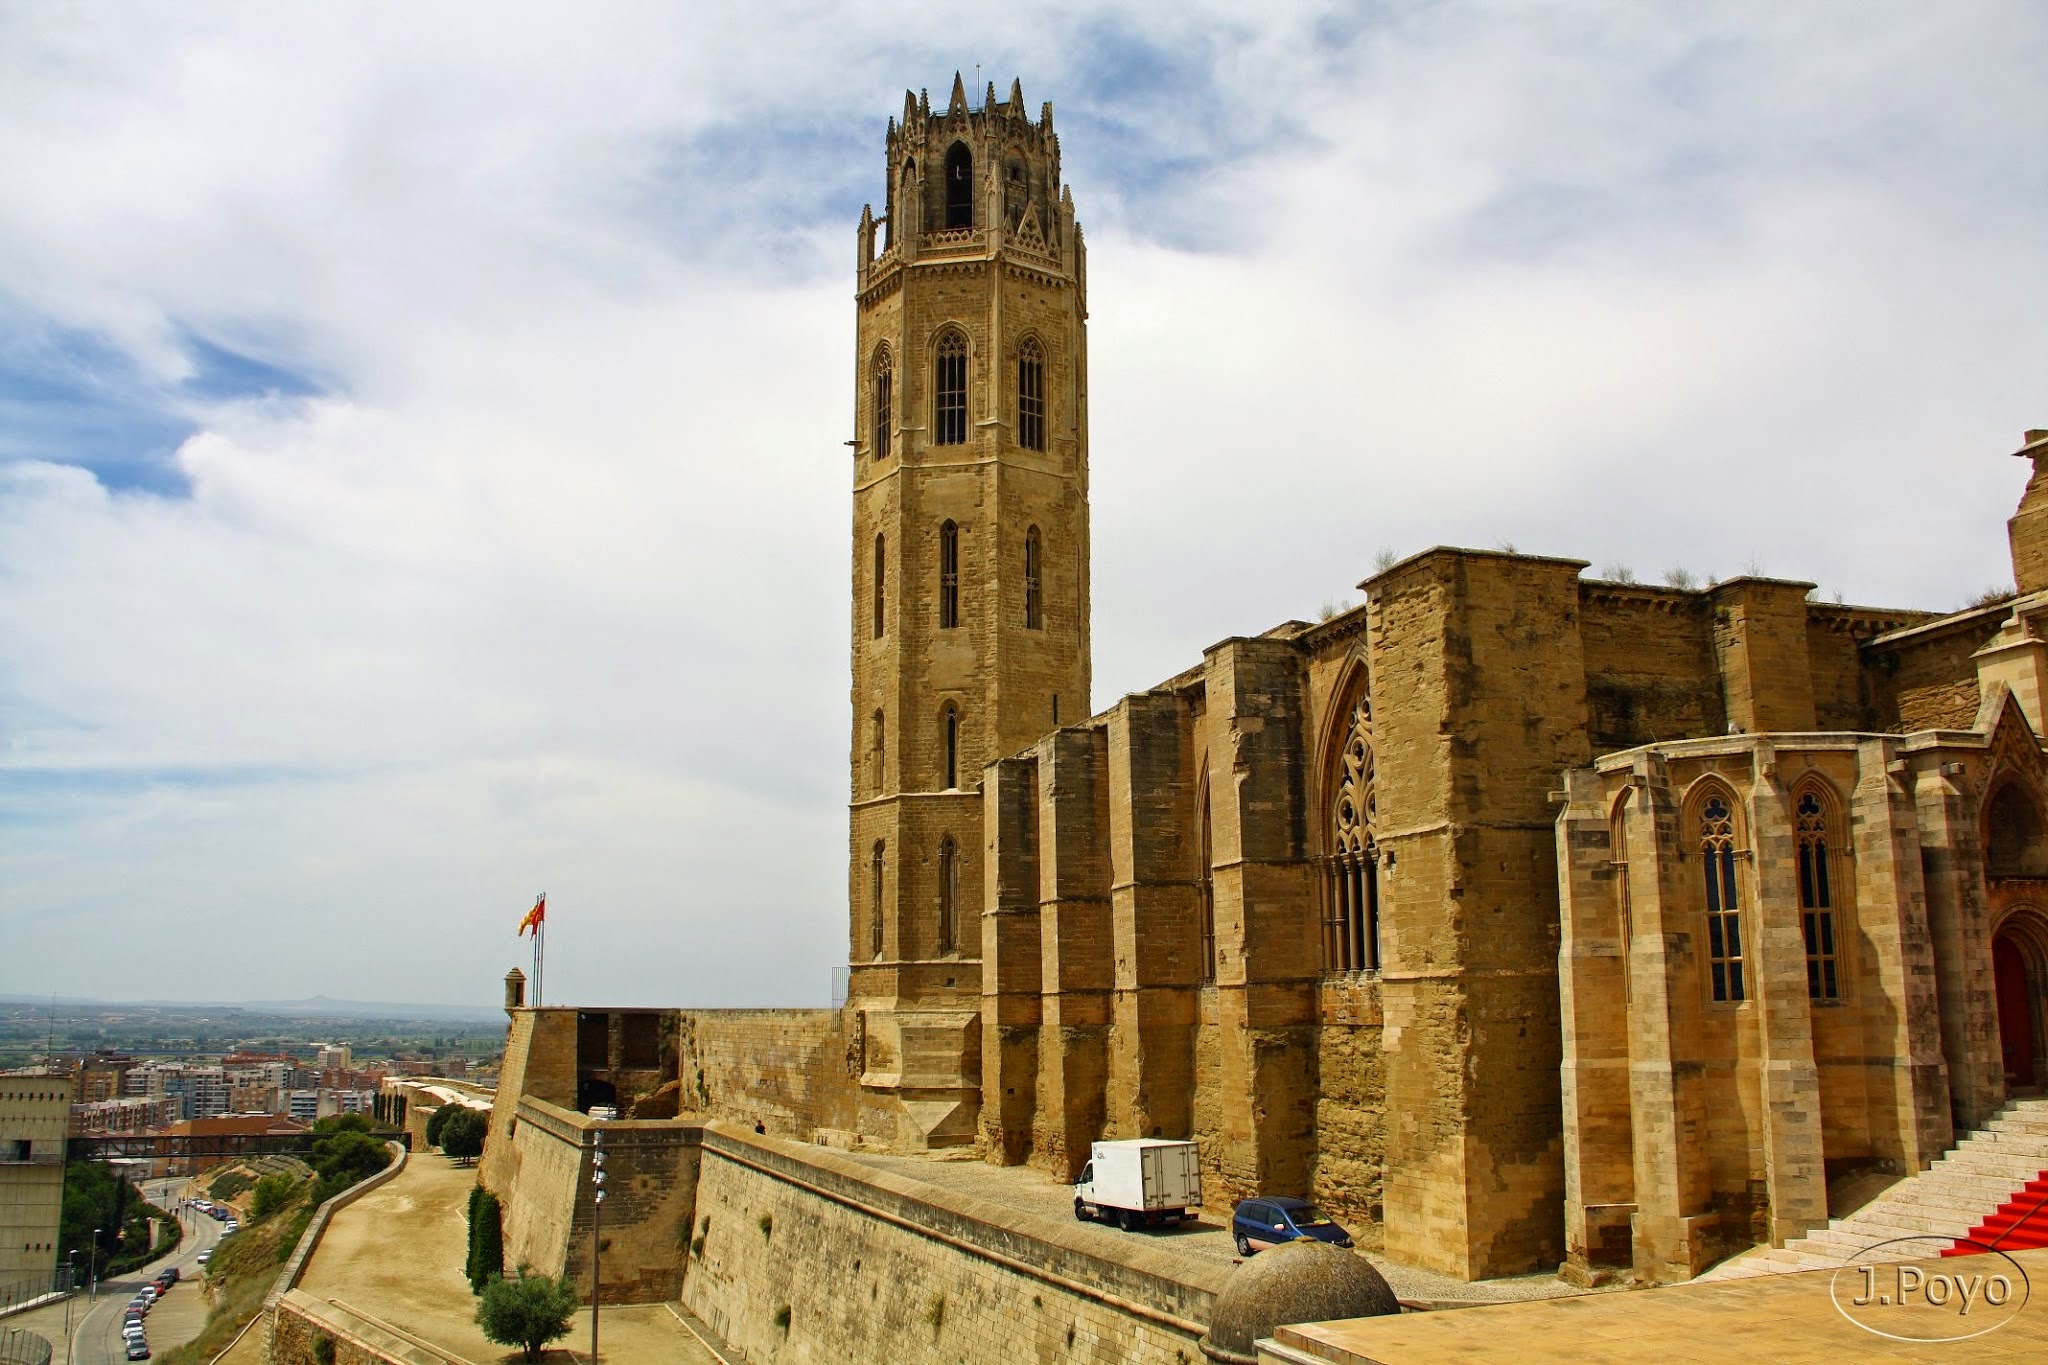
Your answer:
(0, 993), (505, 1024)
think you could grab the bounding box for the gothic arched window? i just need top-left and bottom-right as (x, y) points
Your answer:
(1796, 785), (1839, 1001)
(942, 703), (960, 789)
(1697, 786), (1746, 1002)
(872, 533), (886, 639)
(870, 708), (885, 794)
(870, 841), (886, 960)
(1321, 695), (1380, 974)
(1024, 526), (1042, 630)
(937, 835), (959, 954)
(938, 520), (960, 629)
(934, 331), (968, 445)
(944, 143), (973, 229)
(1017, 337), (1045, 451)
(872, 348), (892, 458)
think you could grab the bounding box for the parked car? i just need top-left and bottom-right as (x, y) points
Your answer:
(1230, 1197), (1355, 1256)
(196, 1250), (212, 1266)
(125, 1340), (150, 1360)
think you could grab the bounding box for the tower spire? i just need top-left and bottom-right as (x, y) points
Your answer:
(948, 71), (969, 116)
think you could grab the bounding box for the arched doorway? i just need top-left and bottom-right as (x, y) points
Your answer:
(1992, 907), (2048, 1094)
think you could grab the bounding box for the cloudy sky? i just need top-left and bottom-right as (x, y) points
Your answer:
(3, 2), (2044, 1011)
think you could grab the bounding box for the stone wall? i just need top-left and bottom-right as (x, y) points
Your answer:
(673, 1009), (859, 1138)
(682, 1124), (1223, 1365)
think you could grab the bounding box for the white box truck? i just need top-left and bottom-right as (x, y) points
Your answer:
(1072, 1139), (1202, 1230)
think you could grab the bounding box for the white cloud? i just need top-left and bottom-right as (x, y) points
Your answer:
(2, 2), (2045, 1006)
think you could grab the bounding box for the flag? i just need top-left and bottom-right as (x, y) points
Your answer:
(518, 895), (546, 937)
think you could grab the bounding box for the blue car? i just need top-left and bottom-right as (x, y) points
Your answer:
(1231, 1196), (1354, 1255)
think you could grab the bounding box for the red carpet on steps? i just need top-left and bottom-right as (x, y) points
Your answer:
(1946, 1172), (2048, 1255)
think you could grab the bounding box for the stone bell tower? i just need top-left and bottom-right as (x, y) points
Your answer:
(845, 74), (1091, 1148)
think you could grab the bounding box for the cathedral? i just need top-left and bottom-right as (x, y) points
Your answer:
(839, 73), (2048, 1286)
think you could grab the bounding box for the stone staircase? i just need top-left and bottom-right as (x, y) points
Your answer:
(1699, 1097), (2048, 1280)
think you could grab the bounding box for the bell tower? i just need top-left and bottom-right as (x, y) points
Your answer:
(846, 74), (1091, 1148)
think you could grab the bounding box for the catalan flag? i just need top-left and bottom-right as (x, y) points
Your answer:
(518, 894), (546, 937)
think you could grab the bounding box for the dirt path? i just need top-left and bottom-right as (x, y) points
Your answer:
(298, 1152), (715, 1363)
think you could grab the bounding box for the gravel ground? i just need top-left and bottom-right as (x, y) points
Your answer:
(298, 1152), (717, 1363)
(838, 1148), (1618, 1305)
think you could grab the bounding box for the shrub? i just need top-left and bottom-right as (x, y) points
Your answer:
(467, 1190), (504, 1292)
(426, 1105), (453, 1148)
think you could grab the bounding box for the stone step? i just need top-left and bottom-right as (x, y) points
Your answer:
(1828, 1211), (1971, 1240)
(1927, 1153), (2048, 1180)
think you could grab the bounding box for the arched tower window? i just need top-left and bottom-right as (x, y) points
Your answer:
(1321, 695), (1380, 974)
(1024, 525), (1042, 630)
(937, 835), (959, 954)
(942, 703), (960, 789)
(1017, 337), (1045, 451)
(1795, 784), (1840, 1001)
(872, 533), (886, 639)
(870, 841), (886, 960)
(1611, 791), (1633, 1005)
(1004, 156), (1027, 222)
(872, 348), (892, 458)
(938, 520), (960, 629)
(869, 709), (885, 794)
(1198, 777), (1216, 982)
(944, 143), (973, 229)
(934, 331), (968, 445)
(1696, 785), (1747, 1002)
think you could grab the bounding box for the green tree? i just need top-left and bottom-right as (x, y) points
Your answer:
(440, 1107), (488, 1164)
(425, 1105), (453, 1148)
(475, 1269), (578, 1361)
(311, 1112), (374, 1136)
(467, 1192), (504, 1293)
(311, 1130), (390, 1188)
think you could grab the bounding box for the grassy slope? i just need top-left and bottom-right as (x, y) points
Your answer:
(157, 1160), (317, 1365)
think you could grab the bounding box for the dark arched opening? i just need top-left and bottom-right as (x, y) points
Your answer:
(944, 143), (974, 228)
(1987, 784), (2048, 878)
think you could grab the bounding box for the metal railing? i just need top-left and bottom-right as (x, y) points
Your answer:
(0, 1326), (53, 1365)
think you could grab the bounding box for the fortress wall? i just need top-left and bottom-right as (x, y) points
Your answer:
(495, 1098), (701, 1302)
(673, 1009), (858, 1138)
(682, 1124), (1223, 1365)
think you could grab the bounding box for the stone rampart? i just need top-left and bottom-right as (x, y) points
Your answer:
(682, 1122), (1223, 1364)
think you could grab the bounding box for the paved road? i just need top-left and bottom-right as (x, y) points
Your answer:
(68, 1177), (224, 1364)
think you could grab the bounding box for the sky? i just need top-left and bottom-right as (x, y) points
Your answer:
(2, 2), (2045, 1010)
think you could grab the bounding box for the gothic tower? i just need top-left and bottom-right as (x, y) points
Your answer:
(846, 75), (1091, 1148)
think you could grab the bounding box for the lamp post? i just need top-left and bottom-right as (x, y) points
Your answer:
(63, 1250), (77, 1365)
(89, 1227), (99, 1301)
(589, 1126), (606, 1363)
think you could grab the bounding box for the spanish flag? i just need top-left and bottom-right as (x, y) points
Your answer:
(518, 894), (546, 937)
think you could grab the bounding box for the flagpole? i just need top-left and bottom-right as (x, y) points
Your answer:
(536, 903), (545, 1007)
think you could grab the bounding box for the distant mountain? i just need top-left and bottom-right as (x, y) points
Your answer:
(0, 993), (505, 1024)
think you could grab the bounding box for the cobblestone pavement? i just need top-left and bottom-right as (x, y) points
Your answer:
(838, 1149), (1615, 1305)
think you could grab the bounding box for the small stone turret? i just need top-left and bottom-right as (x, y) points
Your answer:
(2009, 428), (2048, 595)
(504, 967), (527, 1013)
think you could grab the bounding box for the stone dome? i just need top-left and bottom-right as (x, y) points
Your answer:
(1199, 1239), (1400, 1363)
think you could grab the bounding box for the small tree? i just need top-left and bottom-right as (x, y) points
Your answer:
(425, 1105), (453, 1149)
(440, 1107), (488, 1165)
(250, 1173), (297, 1223)
(312, 1130), (390, 1185)
(475, 1268), (578, 1361)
